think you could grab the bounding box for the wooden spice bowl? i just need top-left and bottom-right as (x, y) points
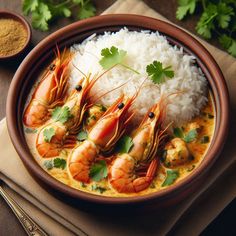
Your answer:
(0, 10), (31, 60)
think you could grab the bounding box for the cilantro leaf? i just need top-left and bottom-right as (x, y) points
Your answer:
(43, 127), (55, 142)
(196, 4), (218, 39)
(53, 158), (66, 169)
(91, 184), (107, 193)
(183, 129), (198, 143)
(44, 160), (53, 170)
(31, 2), (52, 31)
(23, 0), (39, 15)
(43, 158), (66, 170)
(99, 46), (127, 70)
(174, 127), (197, 143)
(228, 40), (236, 57)
(216, 3), (234, 29)
(77, 130), (88, 141)
(89, 160), (108, 182)
(51, 106), (71, 123)
(176, 0), (198, 20)
(99, 46), (139, 74)
(24, 127), (37, 133)
(173, 127), (184, 138)
(162, 170), (179, 187)
(78, 2), (96, 19)
(116, 135), (134, 154)
(146, 61), (174, 84)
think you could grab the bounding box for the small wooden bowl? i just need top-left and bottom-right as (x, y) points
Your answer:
(0, 10), (31, 60)
(6, 15), (229, 211)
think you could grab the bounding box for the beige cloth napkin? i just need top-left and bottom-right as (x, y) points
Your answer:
(1, 0), (236, 235)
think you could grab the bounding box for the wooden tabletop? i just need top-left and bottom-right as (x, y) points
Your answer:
(0, 0), (233, 235)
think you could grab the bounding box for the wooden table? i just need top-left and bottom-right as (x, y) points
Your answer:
(0, 1), (234, 235)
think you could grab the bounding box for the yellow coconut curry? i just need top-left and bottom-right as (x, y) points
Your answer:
(23, 49), (215, 197)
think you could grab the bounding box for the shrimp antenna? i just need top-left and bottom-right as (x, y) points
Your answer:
(89, 76), (134, 104)
(72, 63), (88, 79)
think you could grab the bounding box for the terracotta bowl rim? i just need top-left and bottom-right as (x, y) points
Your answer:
(0, 9), (32, 60)
(6, 14), (229, 205)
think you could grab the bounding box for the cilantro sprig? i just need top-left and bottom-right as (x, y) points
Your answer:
(44, 158), (66, 170)
(116, 135), (134, 154)
(89, 160), (108, 182)
(51, 106), (72, 124)
(22, 0), (96, 31)
(162, 170), (179, 187)
(173, 127), (198, 143)
(99, 46), (140, 74)
(146, 61), (174, 84)
(176, 0), (236, 57)
(43, 127), (55, 142)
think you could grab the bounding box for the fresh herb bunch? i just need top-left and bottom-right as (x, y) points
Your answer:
(22, 0), (96, 31)
(176, 0), (236, 57)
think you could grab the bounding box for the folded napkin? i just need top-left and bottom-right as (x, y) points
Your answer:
(1, 0), (236, 235)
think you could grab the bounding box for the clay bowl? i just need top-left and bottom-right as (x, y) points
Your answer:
(0, 10), (31, 60)
(6, 15), (229, 210)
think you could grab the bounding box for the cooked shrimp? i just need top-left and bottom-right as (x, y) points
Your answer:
(164, 137), (191, 167)
(109, 96), (169, 193)
(36, 74), (99, 158)
(23, 48), (71, 127)
(67, 94), (136, 183)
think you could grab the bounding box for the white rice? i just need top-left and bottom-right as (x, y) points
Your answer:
(70, 28), (208, 125)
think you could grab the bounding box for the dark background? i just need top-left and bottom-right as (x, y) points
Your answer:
(0, 0), (235, 235)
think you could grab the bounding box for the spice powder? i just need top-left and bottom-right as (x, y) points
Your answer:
(0, 18), (28, 57)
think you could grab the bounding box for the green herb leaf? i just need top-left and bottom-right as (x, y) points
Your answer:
(183, 129), (198, 143)
(77, 130), (88, 141)
(196, 4), (218, 39)
(52, 106), (71, 123)
(91, 184), (107, 193)
(99, 46), (127, 70)
(78, 2), (96, 19)
(116, 135), (134, 154)
(162, 170), (179, 187)
(89, 160), (108, 182)
(43, 160), (53, 170)
(43, 158), (66, 170)
(24, 127), (37, 133)
(176, 0), (198, 20)
(146, 61), (174, 84)
(31, 2), (52, 31)
(43, 127), (55, 142)
(173, 127), (184, 138)
(216, 3), (234, 29)
(53, 158), (66, 169)
(23, 0), (39, 15)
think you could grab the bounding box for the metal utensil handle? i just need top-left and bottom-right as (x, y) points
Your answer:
(0, 186), (48, 236)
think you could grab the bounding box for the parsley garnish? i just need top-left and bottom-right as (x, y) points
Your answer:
(99, 46), (139, 74)
(176, 0), (236, 57)
(173, 127), (198, 143)
(89, 160), (108, 182)
(91, 184), (107, 194)
(24, 127), (37, 133)
(162, 170), (179, 187)
(116, 135), (134, 153)
(51, 106), (71, 124)
(146, 61), (174, 84)
(44, 158), (66, 170)
(184, 129), (198, 143)
(22, 0), (96, 31)
(77, 130), (88, 141)
(43, 127), (55, 142)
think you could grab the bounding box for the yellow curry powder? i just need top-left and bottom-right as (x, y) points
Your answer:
(0, 18), (28, 57)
